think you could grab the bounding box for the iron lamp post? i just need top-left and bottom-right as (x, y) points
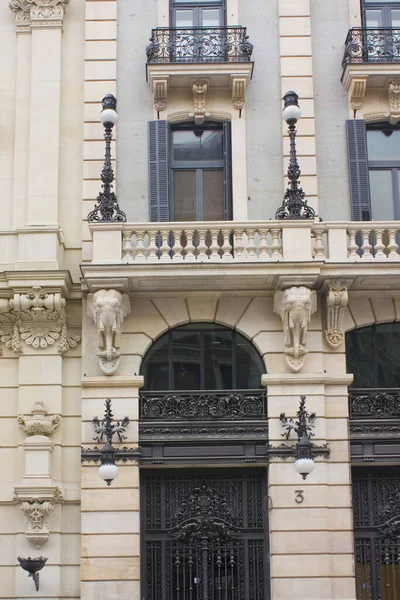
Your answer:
(87, 94), (126, 223)
(275, 91), (315, 220)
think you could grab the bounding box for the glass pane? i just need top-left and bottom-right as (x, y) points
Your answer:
(375, 322), (400, 387)
(173, 129), (223, 162)
(172, 331), (201, 389)
(365, 0), (397, 3)
(201, 8), (221, 26)
(235, 332), (265, 389)
(369, 170), (395, 220)
(391, 9), (400, 26)
(365, 9), (384, 26)
(174, 0), (220, 3)
(346, 327), (374, 388)
(175, 9), (194, 27)
(367, 129), (400, 160)
(202, 170), (224, 220)
(204, 330), (233, 389)
(142, 337), (171, 390)
(174, 170), (197, 221)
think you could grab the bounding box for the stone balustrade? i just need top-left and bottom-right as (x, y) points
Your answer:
(88, 221), (400, 264)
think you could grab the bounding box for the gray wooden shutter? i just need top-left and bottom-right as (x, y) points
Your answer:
(346, 119), (372, 221)
(223, 120), (233, 220)
(148, 120), (170, 222)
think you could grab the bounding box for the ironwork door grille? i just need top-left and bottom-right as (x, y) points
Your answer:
(141, 469), (269, 600)
(353, 469), (400, 599)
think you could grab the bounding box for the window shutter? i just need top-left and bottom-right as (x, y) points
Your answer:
(148, 120), (170, 222)
(223, 120), (233, 220)
(346, 119), (372, 221)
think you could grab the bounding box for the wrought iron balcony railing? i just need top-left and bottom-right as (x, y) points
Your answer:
(342, 27), (400, 67)
(349, 388), (400, 419)
(146, 26), (253, 64)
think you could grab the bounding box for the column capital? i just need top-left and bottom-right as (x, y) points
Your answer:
(9, 0), (69, 32)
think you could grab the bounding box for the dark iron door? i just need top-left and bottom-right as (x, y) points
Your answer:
(141, 469), (269, 600)
(353, 469), (400, 599)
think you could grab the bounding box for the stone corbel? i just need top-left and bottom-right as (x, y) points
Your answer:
(153, 78), (168, 113)
(18, 401), (61, 437)
(349, 77), (368, 117)
(19, 499), (55, 548)
(191, 80), (210, 125)
(325, 280), (348, 349)
(9, 0), (69, 30)
(274, 287), (317, 372)
(87, 289), (131, 375)
(0, 286), (80, 355)
(232, 77), (246, 113)
(388, 80), (400, 125)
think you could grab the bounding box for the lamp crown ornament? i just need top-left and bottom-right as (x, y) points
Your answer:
(87, 94), (126, 223)
(276, 91), (315, 220)
(280, 395), (316, 441)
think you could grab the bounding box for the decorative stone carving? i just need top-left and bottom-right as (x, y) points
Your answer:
(274, 287), (317, 372)
(153, 78), (168, 112)
(0, 286), (80, 355)
(389, 80), (400, 124)
(87, 289), (131, 375)
(349, 77), (368, 116)
(9, 0), (68, 30)
(9, 0), (31, 32)
(232, 77), (246, 111)
(19, 500), (55, 548)
(18, 401), (61, 437)
(191, 80), (209, 125)
(325, 280), (348, 349)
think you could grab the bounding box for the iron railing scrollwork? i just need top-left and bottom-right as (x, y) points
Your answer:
(146, 26), (253, 64)
(140, 390), (267, 421)
(349, 389), (400, 419)
(342, 27), (400, 67)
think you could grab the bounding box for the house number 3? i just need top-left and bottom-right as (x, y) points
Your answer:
(295, 490), (304, 504)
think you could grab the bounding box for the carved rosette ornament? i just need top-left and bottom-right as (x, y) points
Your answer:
(325, 280), (348, 349)
(0, 286), (80, 355)
(18, 401), (61, 437)
(274, 286), (317, 372)
(87, 289), (131, 375)
(9, 0), (69, 30)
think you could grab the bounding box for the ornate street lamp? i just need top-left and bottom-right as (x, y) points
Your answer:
(275, 91), (315, 220)
(81, 399), (140, 486)
(266, 395), (330, 479)
(87, 94), (126, 223)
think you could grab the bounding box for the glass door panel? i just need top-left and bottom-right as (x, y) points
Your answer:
(174, 8), (195, 27)
(390, 8), (400, 25)
(203, 170), (224, 220)
(173, 170), (197, 220)
(365, 9), (384, 26)
(369, 169), (395, 220)
(201, 7), (222, 26)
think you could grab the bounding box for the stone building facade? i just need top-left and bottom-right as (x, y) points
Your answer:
(1, 0), (400, 599)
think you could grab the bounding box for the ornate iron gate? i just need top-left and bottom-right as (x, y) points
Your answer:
(353, 469), (400, 600)
(141, 469), (268, 600)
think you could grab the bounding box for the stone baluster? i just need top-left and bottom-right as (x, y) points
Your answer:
(147, 231), (158, 262)
(233, 229), (245, 259)
(258, 229), (270, 260)
(197, 230), (208, 261)
(135, 230), (146, 262)
(313, 227), (326, 259)
(209, 229), (221, 262)
(184, 230), (196, 262)
(172, 230), (184, 261)
(122, 230), (133, 262)
(159, 230), (171, 262)
(246, 228), (257, 260)
(347, 229), (359, 260)
(270, 228), (282, 259)
(221, 229), (233, 261)
(361, 229), (373, 260)
(373, 228), (386, 259)
(387, 228), (399, 260)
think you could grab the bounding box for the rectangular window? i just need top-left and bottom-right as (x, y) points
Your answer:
(171, 0), (225, 27)
(363, 0), (400, 27)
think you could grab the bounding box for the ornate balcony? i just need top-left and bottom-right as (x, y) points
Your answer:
(342, 28), (400, 111)
(145, 27), (254, 114)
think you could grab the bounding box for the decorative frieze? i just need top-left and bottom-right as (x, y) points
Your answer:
(325, 280), (348, 349)
(0, 286), (80, 355)
(87, 289), (131, 375)
(18, 401), (61, 437)
(9, 0), (69, 30)
(274, 286), (317, 372)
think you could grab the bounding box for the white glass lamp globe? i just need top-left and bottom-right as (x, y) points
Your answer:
(98, 462), (119, 485)
(282, 103), (301, 123)
(100, 109), (119, 126)
(294, 457), (315, 480)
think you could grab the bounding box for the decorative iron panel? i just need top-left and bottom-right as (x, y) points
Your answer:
(141, 469), (269, 599)
(350, 389), (400, 419)
(353, 469), (400, 600)
(146, 27), (253, 64)
(342, 28), (400, 67)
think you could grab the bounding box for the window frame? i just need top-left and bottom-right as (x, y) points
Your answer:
(366, 123), (400, 220)
(170, 0), (226, 28)
(362, 0), (400, 27)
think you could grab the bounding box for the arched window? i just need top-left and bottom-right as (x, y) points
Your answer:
(141, 323), (264, 391)
(346, 322), (400, 388)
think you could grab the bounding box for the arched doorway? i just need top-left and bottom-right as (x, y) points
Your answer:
(346, 323), (400, 600)
(139, 323), (270, 599)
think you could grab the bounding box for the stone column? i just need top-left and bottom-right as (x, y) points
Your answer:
(81, 375), (143, 600)
(264, 373), (356, 600)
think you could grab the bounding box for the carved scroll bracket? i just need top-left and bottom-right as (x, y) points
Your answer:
(190, 80), (210, 125)
(152, 77), (168, 113)
(274, 286), (317, 372)
(232, 77), (246, 112)
(87, 289), (131, 375)
(0, 286), (80, 356)
(325, 280), (348, 349)
(14, 487), (63, 549)
(389, 79), (400, 125)
(349, 76), (368, 116)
